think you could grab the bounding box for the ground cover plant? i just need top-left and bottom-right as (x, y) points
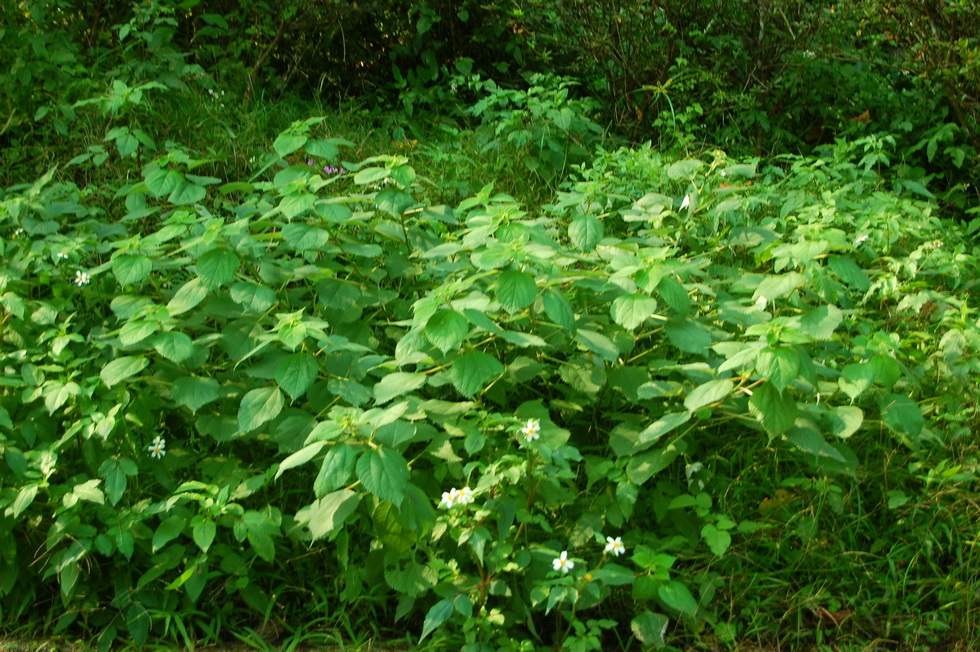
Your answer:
(2, 1), (979, 650)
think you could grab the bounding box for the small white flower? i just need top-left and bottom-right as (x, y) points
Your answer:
(604, 536), (626, 556)
(803, 50), (815, 59)
(13, 228), (25, 239)
(148, 436), (166, 459)
(55, 252), (69, 261)
(680, 194), (691, 210)
(754, 295), (768, 311)
(552, 550), (574, 574)
(456, 486), (474, 506)
(854, 234), (869, 247)
(439, 487), (460, 509)
(719, 170), (727, 177)
(74, 271), (91, 286)
(520, 418), (541, 442)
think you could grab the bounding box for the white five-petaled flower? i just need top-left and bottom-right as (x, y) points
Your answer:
(604, 536), (626, 556)
(56, 252), (69, 261)
(439, 486), (474, 509)
(553, 550), (574, 574)
(680, 194), (691, 210)
(74, 271), (91, 286)
(148, 436), (166, 459)
(520, 418), (541, 442)
(854, 234), (869, 247)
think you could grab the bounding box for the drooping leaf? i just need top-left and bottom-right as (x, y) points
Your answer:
(356, 448), (411, 506)
(658, 580), (699, 617)
(425, 309), (469, 353)
(638, 411), (691, 446)
(755, 346), (800, 393)
(785, 425), (846, 461)
(665, 319), (712, 354)
(100, 356), (149, 388)
(275, 353), (318, 401)
(153, 331), (194, 363)
(238, 386), (285, 432)
(450, 351), (504, 397)
(880, 394), (923, 441)
(195, 248), (240, 290)
(748, 381), (796, 436)
(113, 255), (152, 286)
(172, 376), (220, 412)
(611, 294), (658, 331)
(297, 489), (359, 540)
(494, 270), (537, 312)
(375, 372), (428, 404)
(684, 379), (733, 412)
(420, 598), (455, 642)
(167, 277), (208, 315)
(631, 612), (669, 648)
(542, 288), (576, 332)
(568, 214), (603, 251)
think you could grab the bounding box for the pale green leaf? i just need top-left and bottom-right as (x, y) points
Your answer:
(356, 448), (410, 506)
(238, 386), (285, 432)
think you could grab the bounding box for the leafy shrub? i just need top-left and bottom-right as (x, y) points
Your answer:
(2, 102), (979, 648)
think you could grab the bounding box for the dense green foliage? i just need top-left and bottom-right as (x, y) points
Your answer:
(1, 1), (979, 650)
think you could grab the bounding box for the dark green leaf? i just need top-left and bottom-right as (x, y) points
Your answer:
(748, 382), (796, 436)
(356, 448), (411, 506)
(450, 351), (504, 397)
(238, 387), (285, 432)
(495, 270), (537, 312)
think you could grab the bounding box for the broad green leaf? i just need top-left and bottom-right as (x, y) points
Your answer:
(568, 214), (603, 251)
(101, 356), (148, 388)
(425, 309), (469, 353)
(172, 376), (220, 412)
(786, 425), (846, 461)
(576, 329), (619, 362)
(169, 180), (206, 205)
(238, 387), (284, 432)
(800, 305), (843, 340)
(297, 489), (359, 540)
(748, 382), (797, 436)
(353, 166), (388, 185)
(701, 523), (732, 557)
(314, 445), (358, 497)
(450, 351), (504, 397)
(283, 223), (329, 250)
(11, 485), (38, 518)
(279, 193), (317, 220)
(839, 363), (874, 400)
(495, 270), (537, 312)
(230, 282), (276, 313)
(827, 405), (863, 439)
(273, 133), (307, 156)
(753, 272), (804, 302)
(828, 255), (870, 290)
(153, 331), (194, 363)
(144, 169), (183, 197)
(612, 294), (658, 331)
(390, 164), (416, 188)
(420, 598), (455, 642)
(195, 248), (239, 290)
(626, 443), (682, 483)
(356, 448), (410, 506)
(638, 411), (691, 446)
(665, 319), (711, 354)
(113, 255), (152, 286)
(667, 159), (704, 179)
(275, 441), (327, 480)
(755, 346), (800, 393)
(120, 319), (159, 346)
(152, 515), (186, 552)
(869, 354), (901, 389)
(543, 288), (575, 332)
(167, 277), (208, 316)
(659, 580), (698, 616)
(657, 275), (691, 315)
(127, 604), (150, 647)
(375, 372), (427, 404)
(593, 563), (635, 586)
(305, 139), (340, 159)
(684, 379), (733, 412)
(880, 394), (923, 440)
(631, 612), (669, 647)
(376, 189), (414, 217)
(276, 353), (318, 401)
(98, 458), (136, 506)
(385, 561), (436, 597)
(71, 478), (104, 505)
(191, 516), (216, 552)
